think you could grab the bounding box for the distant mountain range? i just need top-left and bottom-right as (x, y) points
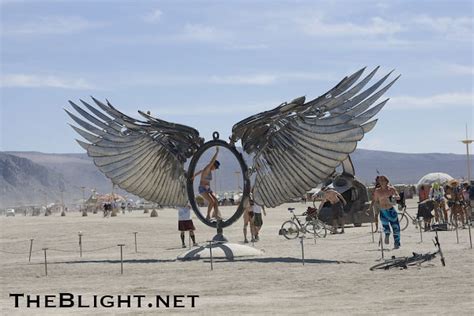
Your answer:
(1, 149), (472, 208)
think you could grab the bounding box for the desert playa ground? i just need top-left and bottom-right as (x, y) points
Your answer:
(1, 199), (473, 315)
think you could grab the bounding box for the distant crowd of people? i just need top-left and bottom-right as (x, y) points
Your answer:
(417, 179), (472, 230)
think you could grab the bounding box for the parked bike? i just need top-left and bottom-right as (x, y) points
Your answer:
(279, 207), (328, 239)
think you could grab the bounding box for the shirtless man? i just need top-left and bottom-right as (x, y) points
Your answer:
(192, 147), (221, 220)
(317, 186), (347, 234)
(371, 175), (401, 249)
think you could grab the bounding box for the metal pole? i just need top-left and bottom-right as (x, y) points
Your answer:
(467, 141), (471, 183)
(468, 216), (472, 249)
(133, 232), (138, 253)
(208, 241), (213, 271)
(379, 230), (384, 259)
(313, 222), (317, 244)
(300, 236), (305, 266)
(418, 219), (423, 243)
(455, 224), (459, 244)
(370, 219), (375, 243)
(118, 244), (125, 274)
(461, 125), (472, 183)
(43, 248), (48, 276)
(28, 239), (34, 262)
(78, 232), (83, 257)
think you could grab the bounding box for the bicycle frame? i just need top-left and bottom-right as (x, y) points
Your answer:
(279, 208), (328, 239)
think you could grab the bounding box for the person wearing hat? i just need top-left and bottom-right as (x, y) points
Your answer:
(192, 147), (222, 220)
(317, 184), (347, 234)
(177, 203), (197, 248)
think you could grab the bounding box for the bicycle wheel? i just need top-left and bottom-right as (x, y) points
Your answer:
(304, 219), (327, 238)
(398, 213), (409, 231)
(280, 221), (299, 239)
(405, 253), (436, 266)
(370, 257), (408, 271)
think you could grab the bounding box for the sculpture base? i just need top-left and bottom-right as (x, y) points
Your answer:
(177, 242), (264, 261)
(212, 232), (228, 243)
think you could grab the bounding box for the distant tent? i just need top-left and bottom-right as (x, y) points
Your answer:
(85, 193), (126, 206)
(416, 172), (453, 190)
(97, 193), (126, 203)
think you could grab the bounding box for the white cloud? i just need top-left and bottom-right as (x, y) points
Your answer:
(118, 71), (334, 87)
(0, 74), (94, 89)
(179, 24), (228, 42)
(210, 72), (336, 85)
(143, 9), (163, 23)
(445, 64), (474, 75)
(412, 14), (473, 39)
(300, 16), (403, 37)
(147, 100), (278, 116)
(2, 16), (102, 35)
(390, 92), (473, 109)
(210, 74), (277, 85)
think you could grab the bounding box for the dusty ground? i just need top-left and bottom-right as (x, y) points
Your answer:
(1, 199), (473, 315)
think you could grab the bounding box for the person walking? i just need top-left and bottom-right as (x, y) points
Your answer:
(372, 175), (401, 249)
(178, 203), (197, 248)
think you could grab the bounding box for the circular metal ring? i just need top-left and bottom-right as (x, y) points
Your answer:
(186, 139), (250, 228)
(212, 131), (220, 140)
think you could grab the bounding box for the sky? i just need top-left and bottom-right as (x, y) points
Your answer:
(0, 0), (473, 154)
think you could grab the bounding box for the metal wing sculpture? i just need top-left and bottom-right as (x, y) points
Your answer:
(231, 66), (400, 207)
(67, 66), (399, 212)
(65, 97), (202, 207)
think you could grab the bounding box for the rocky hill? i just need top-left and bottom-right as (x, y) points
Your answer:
(0, 152), (67, 207)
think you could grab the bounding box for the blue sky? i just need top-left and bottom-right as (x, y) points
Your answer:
(1, 0), (472, 154)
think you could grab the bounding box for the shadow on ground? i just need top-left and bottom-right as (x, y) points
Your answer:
(206, 257), (360, 264)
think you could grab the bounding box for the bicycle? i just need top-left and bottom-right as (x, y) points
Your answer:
(279, 208), (328, 240)
(370, 233), (446, 270)
(397, 204), (420, 231)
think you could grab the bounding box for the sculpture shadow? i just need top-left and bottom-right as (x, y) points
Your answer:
(206, 257), (360, 265)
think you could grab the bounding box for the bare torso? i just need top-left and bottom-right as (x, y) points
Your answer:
(199, 167), (212, 187)
(323, 190), (343, 204)
(374, 186), (398, 210)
